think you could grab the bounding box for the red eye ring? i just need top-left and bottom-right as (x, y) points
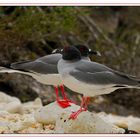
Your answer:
(80, 47), (85, 52)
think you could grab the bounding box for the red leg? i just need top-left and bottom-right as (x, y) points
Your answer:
(69, 96), (90, 120)
(54, 86), (71, 108)
(83, 97), (90, 111)
(59, 85), (67, 100)
(54, 86), (59, 102)
(59, 85), (75, 104)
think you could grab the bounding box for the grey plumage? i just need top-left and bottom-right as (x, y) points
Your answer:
(69, 60), (140, 87)
(11, 54), (62, 74)
(0, 53), (63, 86)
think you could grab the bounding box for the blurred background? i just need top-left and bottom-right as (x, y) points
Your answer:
(0, 6), (139, 117)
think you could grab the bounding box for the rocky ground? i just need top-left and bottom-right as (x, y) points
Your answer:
(0, 91), (139, 134)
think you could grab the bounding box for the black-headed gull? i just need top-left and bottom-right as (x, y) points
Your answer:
(57, 46), (140, 119)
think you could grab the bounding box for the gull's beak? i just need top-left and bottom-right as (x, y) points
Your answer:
(52, 49), (58, 54)
(89, 49), (101, 56)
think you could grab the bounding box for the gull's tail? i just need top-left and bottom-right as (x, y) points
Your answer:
(113, 70), (140, 89)
(0, 66), (31, 76)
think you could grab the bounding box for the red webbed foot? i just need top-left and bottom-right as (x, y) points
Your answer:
(69, 108), (86, 120)
(69, 96), (90, 120)
(59, 85), (76, 105)
(64, 98), (76, 105)
(57, 100), (71, 108)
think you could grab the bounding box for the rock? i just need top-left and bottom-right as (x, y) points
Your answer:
(18, 123), (55, 134)
(0, 92), (22, 113)
(21, 98), (43, 114)
(0, 91), (20, 103)
(5, 101), (21, 114)
(8, 114), (36, 131)
(128, 120), (140, 133)
(35, 102), (125, 134)
(96, 112), (140, 133)
(0, 109), (55, 134)
(0, 111), (10, 117)
(34, 101), (80, 124)
(55, 112), (124, 134)
(0, 121), (9, 133)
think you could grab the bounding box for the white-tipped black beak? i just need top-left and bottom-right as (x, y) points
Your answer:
(89, 50), (101, 56)
(52, 49), (63, 54)
(52, 49), (58, 54)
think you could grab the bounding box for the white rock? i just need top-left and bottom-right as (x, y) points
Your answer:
(96, 112), (140, 133)
(3, 114), (36, 132)
(34, 101), (79, 124)
(35, 102), (125, 134)
(5, 101), (21, 114)
(0, 111), (10, 117)
(0, 92), (22, 113)
(0, 92), (20, 103)
(18, 123), (55, 134)
(128, 119), (140, 133)
(21, 98), (43, 114)
(55, 111), (124, 134)
(0, 121), (9, 133)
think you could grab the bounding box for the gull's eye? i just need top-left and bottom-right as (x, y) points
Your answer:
(64, 47), (69, 51)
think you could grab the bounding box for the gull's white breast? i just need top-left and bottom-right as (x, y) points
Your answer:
(26, 73), (62, 86)
(62, 74), (117, 97)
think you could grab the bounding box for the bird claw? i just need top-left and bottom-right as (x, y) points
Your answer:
(69, 108), (86, 120)
(57, 100), (71, 108)
(69, 112), (79, 120)
(64, 99), (76, 104)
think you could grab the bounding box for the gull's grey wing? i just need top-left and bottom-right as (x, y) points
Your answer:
(70, 60), (140, 86)
(37, 53), (62, 64)
(75, 60), (139, 79)
(74, 60), (112, 73)
(11, 60), (58, 74)
(70, 69), (140, 86)
(11, 54), (62, 74)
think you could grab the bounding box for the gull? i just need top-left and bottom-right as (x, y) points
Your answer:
(57, 46), (140, 119)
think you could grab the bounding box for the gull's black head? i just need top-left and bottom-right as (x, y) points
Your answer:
(62, 47), (81, 61)
(52, 44), (101, 58)
(74, 44), (101, 57)
(74, 44), (89, 57)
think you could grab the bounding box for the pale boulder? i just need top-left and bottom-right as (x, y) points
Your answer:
(0, 92), (21, 113)
(35, 102), (125, 134)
